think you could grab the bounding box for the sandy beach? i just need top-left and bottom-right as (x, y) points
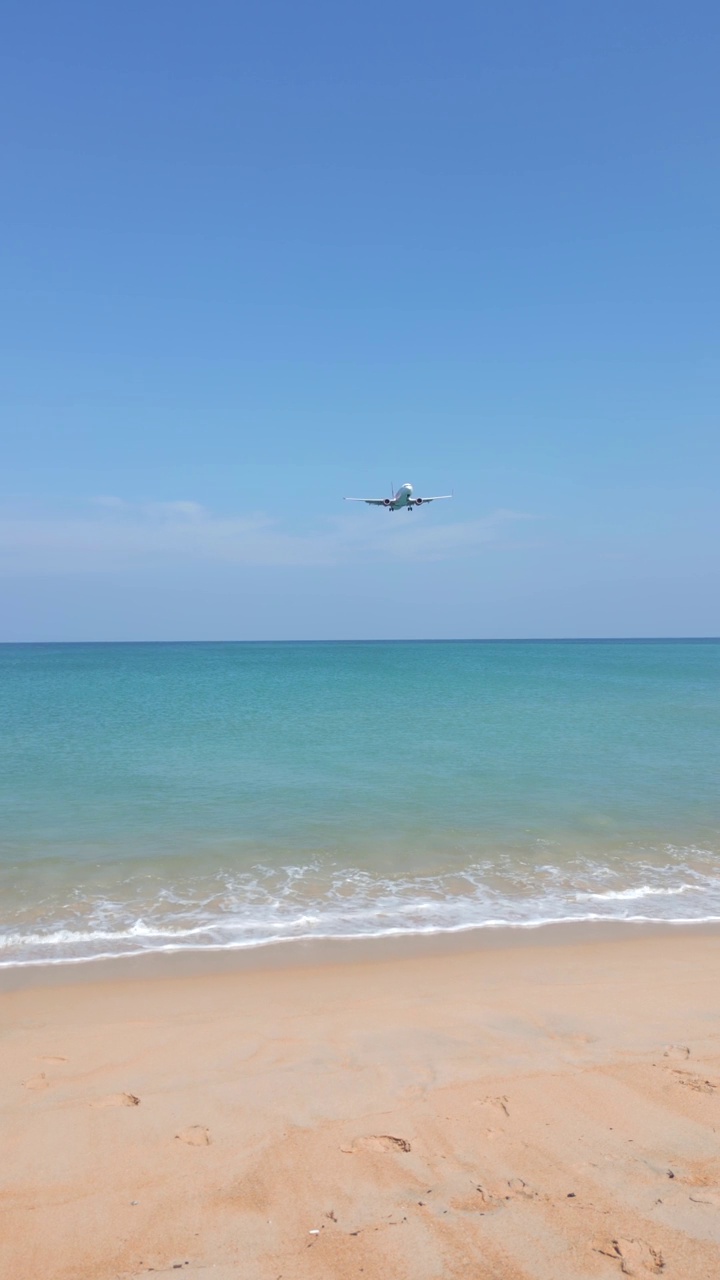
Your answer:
(2, 928), (720, 1280)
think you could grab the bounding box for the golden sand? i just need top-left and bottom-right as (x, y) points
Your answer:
(2, 930), (720, 1279)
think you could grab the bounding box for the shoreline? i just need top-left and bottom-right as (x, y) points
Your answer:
(3, 914), (720, 992)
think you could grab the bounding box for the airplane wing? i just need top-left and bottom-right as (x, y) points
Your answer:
(411, 494), (453, 503)
(344, 497), (389, 505)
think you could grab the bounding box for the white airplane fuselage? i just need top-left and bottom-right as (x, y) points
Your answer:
(387, 483), (415, 510)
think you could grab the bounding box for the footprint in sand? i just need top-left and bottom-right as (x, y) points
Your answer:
(689, 1188), (720, 1206)
(23, 1072), (49, 1092)
(465, 1184), (503, 1212)
(597, 1238), (664, 1276)
(91, 1092), (141, 1108)
(341, 1135), (412, 1154)
(176, 1126), (212, 1146)
(663, 1045), (690, 1061)
(473, 1177), (538, 1209)
(475, 1095), (510, 1117)
(505, 1177), (537, 1200)
(491, 1177), (532, 1198)
(448, 1186), (497, 1213)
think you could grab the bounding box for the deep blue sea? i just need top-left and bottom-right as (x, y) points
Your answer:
(1, 640), (718, 966)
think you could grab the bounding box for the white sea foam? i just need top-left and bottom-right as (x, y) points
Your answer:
(4, 915), (720, 970)
(578, 884), (696, 901)
(2, 849), (720, 968)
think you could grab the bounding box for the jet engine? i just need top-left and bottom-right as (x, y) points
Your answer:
(383, 498), (392, 506)
(414, 497), (423, 505)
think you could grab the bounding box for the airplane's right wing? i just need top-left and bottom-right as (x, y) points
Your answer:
(344, 497), (389, 505)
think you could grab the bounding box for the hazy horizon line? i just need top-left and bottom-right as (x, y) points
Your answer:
(2, 637), (719, 647)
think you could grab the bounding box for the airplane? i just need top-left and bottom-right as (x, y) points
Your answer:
(344, 482), (452, 512)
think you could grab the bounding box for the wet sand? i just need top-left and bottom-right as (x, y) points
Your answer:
(2, 929), (720, 1279)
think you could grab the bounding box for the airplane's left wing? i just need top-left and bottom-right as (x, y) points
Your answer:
(411, 494), (453, 504)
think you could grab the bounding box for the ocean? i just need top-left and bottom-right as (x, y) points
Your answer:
(1, 640), (718, 967)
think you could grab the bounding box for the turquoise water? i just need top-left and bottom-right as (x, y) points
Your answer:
(1, 640), (718, 966)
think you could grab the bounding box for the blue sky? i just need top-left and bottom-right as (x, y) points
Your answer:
(2, 0), (718, 639)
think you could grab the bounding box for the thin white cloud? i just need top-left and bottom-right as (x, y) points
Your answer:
(89, 495), (127, 509)
(0, 499), (533, 574)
